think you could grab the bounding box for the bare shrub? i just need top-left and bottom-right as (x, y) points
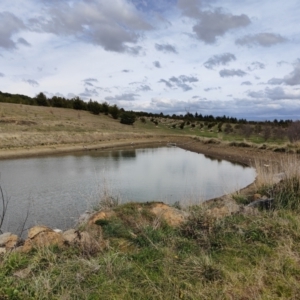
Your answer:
(287, 121), (300, 142)
(240, 124), (253, 138)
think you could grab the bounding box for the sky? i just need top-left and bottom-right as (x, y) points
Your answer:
(0, 0), (300, 120)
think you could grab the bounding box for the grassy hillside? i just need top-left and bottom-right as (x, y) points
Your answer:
(1, 103), (300, 299)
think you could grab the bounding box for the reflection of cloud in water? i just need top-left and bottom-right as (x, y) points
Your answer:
(0, 147), (255, 233)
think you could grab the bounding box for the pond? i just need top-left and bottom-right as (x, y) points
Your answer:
(0, 146), (256, 234)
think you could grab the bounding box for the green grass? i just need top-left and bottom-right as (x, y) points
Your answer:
(2, 201), (300, 299)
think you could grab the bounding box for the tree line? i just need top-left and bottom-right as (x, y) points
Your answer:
(0, 90), (295, 127)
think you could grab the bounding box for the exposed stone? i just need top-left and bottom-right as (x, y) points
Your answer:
(149, 203), (189, 227)
(21, 227), (65, 253)
(63, 229), (103, 253)
(0, 247), (6, 254)
(0, 232), (19, 249)
(88, 210), (116, 226)
(27, 225), (53, 239)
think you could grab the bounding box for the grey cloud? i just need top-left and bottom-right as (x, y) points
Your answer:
(0, 12), (26, 49)
(79, 88), (99, 98)
(159, 75), (198, 91)
(178, 0), (203, 19)
(23, 79), (39, 87)
(178, 83), (192, 91)
(17, 37), (31, 47)
(83, 78), (98, 86)
(136, 96), (300, 120)
(241, 81), (252, 86)
(236, 33), (287, 47)
(247, 87), (300, 100)
(122, 69), (131, 73)
(105, 93), (140, 101)
(178, 75), (198, 83)
(204, 87), (221, 92)
(219, 69), (247, 77)
(32, 1), (152, 53)
(155, 43), (177, 54)
(159, 79), (173, 88)
(84, 78), (98, 82)
(153, 61), (161, 68)
(277, 61), (288, 66)
(0, 73), (4, 77)
(193, 9), (251, 44)
(283, 62), (300, 86)
(248, 61), (265, 71)
(267, 78), (284, 85)
(136, 85), (151, 92)
(268, 61), (300, 86)
(204, 53), (236, 69)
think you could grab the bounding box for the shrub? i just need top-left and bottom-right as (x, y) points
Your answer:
(120, 112), (136, 125)
(287, 121), (300, 142)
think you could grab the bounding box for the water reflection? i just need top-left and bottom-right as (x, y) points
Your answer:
(0, 147), (256, 233)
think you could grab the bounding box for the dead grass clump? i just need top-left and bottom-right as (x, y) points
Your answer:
(203, 138), (221, 145)
(229, 141), (252, 148)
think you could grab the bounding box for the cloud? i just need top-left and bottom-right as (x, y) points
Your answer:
(17, 37), (31, 47)
(0, 12), (26, 49)
(159, 79), (173, 88)
(31, 0), (152, 53)
(191, 9), (251, 44)
(219, 69), (247, 77)
(241, 81), (252, 86)
(136, 85), (151, 92)
(105, 93), (140, 101)
(147, 96), (300, 120)
(247, 87), (300, 100)
(159, 75), (198, 91)
(79, 88), (99, 98)
(267, 78), (284, 85)
(84, 78), (98, 82)
(83, 78), (98, 86)
(155, 43), (177, 53)
(204, 53), (236, 69)
(23, 79), (39, 87)
(122, 69), (131, 73)
(204, 87), (221, 92)
(268, 61), (300, 86)
(0, 72), (4, 77)
(153, 61), (161, 68)
(236, 33), (287, 47)
(248, 61), (265, 71)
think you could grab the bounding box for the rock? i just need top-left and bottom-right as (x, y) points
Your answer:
(0, 247), (6, 254)
(27, 225), (53, 239)
(63, 229), (103, 253)
(0, 232), (19, 249)
(149, 203), (189, 227)
(21, 226), (65, 253)
(88, 210), (116, 226)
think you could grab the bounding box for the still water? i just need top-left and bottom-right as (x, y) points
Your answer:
(0, 147), (256, 233)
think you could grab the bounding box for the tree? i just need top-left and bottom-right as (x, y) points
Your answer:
(109, 104), (119, 119)
(120, 112), (136, 125)
(73, 97), (87, 110)
(35, 92), (49, 106)
(87, 100), (101, 115)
